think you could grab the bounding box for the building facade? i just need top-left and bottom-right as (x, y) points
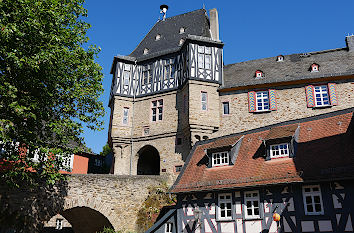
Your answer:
(149, 109), (354, 233)
(108, 7), (354, 181)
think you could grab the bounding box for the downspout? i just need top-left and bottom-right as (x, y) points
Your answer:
(130, 60), (137, 175)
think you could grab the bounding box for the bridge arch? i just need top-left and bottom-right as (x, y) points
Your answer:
(137, 145), (160, 175)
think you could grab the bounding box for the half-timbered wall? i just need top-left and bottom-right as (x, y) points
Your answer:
(188, 43), (222, 83)
(175, 180), (354, 233)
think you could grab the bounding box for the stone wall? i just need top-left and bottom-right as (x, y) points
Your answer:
(0, 174), (168, 233)
(215, 81), (354, 137)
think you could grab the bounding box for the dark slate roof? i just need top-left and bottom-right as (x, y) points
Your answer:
(130, 9), (211, 59)
(222, 47), (354, 89)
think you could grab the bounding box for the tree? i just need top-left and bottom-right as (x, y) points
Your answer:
(0, 0), (105, 187)
(100, 143), (112, 157)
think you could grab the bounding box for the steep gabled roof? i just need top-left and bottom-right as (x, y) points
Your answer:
(129, 9), (211, 59)
(222, 47), (354, 89)
(170, 108), (354, 193)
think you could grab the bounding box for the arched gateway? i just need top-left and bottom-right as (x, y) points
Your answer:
(137, 145), (160, 175)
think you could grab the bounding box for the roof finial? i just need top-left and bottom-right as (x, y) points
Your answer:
(203, 3), (205, 9)
(160, 4), (169, 21)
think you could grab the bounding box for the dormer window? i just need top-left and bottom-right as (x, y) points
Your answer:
(179, 27), (185, 34)
(270, 143), (290, 159)
(211, 151), (229, 167)
(310, 63), (319, 72)
(155, 34), (161, 41)
(143, 48), (149, 55)
(276, 55), (284, 62)
(255, 70), (264, 78)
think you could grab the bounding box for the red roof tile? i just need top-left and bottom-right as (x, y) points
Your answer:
(171, 110), (354, 193)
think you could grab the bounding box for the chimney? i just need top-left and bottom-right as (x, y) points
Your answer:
(346, 35), (354, 52)
(209, 8), (219, 41)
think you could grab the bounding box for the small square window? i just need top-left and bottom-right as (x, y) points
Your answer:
(256, 91), (270, 112)
(314, 85), (330, 107)
(175, 165), (182, 172)
(56, 219), (63, 230)
(218, 193), (232, 220)
(270, 143), (289, 159)
(222, 102), (230, 115)
(212, 151), (229, 167)
(201, 92), (207, 111)
(165, 222), (173, 233)
(244, 191), (260, 219)
(122, 107), (129, 125)
(302, 185), (324, 215)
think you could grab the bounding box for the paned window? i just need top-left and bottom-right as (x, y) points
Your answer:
(256, 91), (269, 111)
(198, 46), (212, 69)
(270, 143), (289, 159)
(164, 60), (175, 81)
(218, 193), (232, 220)
(143, 65), (153, 84)
(165, 222), (173, 233)
(152, 99), (163, 121)
(123, 64), (130, 86)
(223, 102), (230, 115)
(56, 219), (63, 230)
(122, 107), (129, 125)
(60, 154), (74, 171)
(314, 85), (330, 107)
(94, 159), (102, 167)
(244, 191), (260, 219)
(175, 165), (182, 172)
(201, 92), (207, 111)
(212, 151), (229, 167)
(302, 185), (324, 215)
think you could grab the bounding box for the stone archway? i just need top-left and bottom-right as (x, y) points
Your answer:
(43, 207), (113, 233)
(137, 145), (160, 175)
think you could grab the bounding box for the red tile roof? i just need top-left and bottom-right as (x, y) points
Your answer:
(171, 109), (354, 193)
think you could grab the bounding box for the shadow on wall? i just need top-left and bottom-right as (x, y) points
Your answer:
(0, 178), (69, 233)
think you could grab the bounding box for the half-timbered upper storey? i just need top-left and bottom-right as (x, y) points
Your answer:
(109, 9), (224, 102)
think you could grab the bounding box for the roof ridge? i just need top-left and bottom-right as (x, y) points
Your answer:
(224, 47), (347, 67)
(196, 107), (354, 146)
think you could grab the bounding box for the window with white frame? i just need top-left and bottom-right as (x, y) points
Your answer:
(55, 219), (63, 230)
(314, 85), (330, 107)
(222, 102), (230, 115)
(218, 193), (232, 220)
(165, 222), (173, 233)
(198, 46), (212, 69)
(60, 154), (74, 171)
(122, 107), (129, 125)
(212, 151), (229, 167)
(151, 99), (163, 121)
(270, 143), (289, 159)
(244, 190), (260, 219)
(256, 91), (270, 112)
(201, 92), (207, 111)
(302, 185), (324, 215)
(143, 65), (153, 84)
(123, 64), (131, 86)
(164, 60), (174, 81)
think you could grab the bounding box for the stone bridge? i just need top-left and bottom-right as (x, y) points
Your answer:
(0, 174), (168, 233)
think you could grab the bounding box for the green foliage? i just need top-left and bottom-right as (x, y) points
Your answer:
(97, 227), (120, 233)
(136, 183), (176, 232)
(100, 143), (112, 157)
(0, 0), (104, 187)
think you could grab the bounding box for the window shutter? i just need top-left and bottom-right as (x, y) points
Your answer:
(248, 91), (256, 112)
(305, 85), (315, 108)
(268, 89), (277, 111)
(328, 83), (338, 106)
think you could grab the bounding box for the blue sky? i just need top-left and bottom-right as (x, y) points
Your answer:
(82, 0), (354, 154)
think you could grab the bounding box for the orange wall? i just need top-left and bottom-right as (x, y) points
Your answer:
(60, 154), (89, 174)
